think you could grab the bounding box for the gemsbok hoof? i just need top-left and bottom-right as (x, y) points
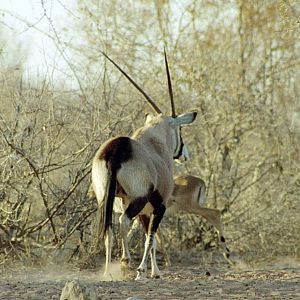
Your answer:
(135, 269), (147, 281)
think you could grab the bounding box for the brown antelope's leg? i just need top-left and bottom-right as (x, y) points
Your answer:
(103, 227), (113, 277)
(119, 193), (149, 266)
(136, 191), (166, 280)
(192, 207), (234, 265)
(211, 223), (234, 265)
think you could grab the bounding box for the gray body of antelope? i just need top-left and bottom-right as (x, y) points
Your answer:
(92, 51), (197, 280)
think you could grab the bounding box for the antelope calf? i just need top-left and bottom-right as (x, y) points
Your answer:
(92, 50), (197, 280)
(165, 175), (233, 265)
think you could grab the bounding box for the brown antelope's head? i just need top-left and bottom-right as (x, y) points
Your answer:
(100, 49), (197, 161)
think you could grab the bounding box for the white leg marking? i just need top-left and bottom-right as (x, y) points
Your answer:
(103, 227), (112, 277)
(119, 213), (132, 265)
(150, 237), (161, 278)
(136, 233), (154, 280)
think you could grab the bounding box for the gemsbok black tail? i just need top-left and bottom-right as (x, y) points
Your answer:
(92, 136), (132, 239)
(92, 159), (115, 240)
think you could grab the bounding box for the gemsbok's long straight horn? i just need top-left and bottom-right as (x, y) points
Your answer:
(100, 51), (162, 114)
(164, 48), (176, 117)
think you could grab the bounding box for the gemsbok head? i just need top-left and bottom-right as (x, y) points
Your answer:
(92, 49), (197, 280)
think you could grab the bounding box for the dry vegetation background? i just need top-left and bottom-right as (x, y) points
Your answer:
(0, 0), (299, 269)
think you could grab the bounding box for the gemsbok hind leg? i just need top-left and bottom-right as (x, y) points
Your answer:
(103, 227), (113, 277)
(119, 214), (132, 267)
(139, 215), (161, 278)
(136, 191), (166, 280)
(119, 193), (149, 272)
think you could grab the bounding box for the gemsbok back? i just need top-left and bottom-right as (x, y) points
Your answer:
(92, 50), (197, 280)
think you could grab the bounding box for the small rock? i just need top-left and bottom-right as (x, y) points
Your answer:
(60, 280), (97, 300)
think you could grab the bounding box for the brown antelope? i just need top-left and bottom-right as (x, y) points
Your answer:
(164, 175), (233, 265)
(92, 50), (197, 280)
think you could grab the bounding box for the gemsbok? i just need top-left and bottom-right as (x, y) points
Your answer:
(92, 50), (197, 280)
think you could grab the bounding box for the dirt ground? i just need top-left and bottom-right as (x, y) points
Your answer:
(0, 254), (299, 300)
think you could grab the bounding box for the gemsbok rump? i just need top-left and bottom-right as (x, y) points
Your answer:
(92, 50), (197, 279)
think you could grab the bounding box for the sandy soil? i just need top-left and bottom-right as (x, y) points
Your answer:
(0, 255), (299, 300)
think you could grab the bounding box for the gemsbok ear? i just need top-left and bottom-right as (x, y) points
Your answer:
(169, 111), (197, 127)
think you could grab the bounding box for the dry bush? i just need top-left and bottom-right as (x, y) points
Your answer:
(0, 0), (299, 267)
(0, 51), (138, 264)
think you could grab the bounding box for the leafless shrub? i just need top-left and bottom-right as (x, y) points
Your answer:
(0, 0), (299, 266)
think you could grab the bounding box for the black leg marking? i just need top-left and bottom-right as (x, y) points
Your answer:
(221, 236), (226, 243)
(149, 190), (166, 233)
(150, 204), (166, 232)
(149, 190), (163, 207)
(125, 196), (149, 219)
(125, 185), (154, 220)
